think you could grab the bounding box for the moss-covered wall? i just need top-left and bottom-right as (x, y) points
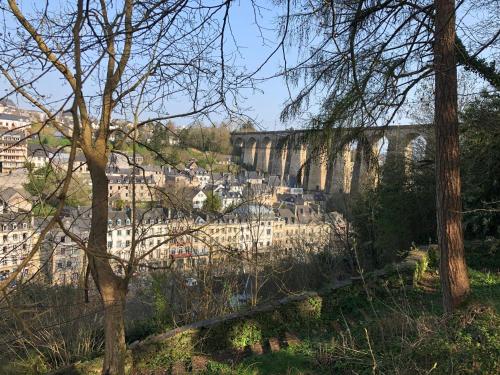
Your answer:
(67, 250), (428, 374)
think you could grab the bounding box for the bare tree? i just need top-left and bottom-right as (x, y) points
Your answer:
(0, 1), (252, 373)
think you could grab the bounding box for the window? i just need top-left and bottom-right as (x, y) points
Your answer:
(125, 240), (130, 247)
(22, 223), (27, 229)
(126, 219), (131, 225)
(116, 219), (121, 226)
(126, 229), (131, 235)
(107, 241), (113, 248)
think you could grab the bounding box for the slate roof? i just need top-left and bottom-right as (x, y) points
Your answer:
(0, 113), (30, 122)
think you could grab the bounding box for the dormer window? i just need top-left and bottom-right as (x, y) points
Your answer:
(108, 219), (113, 227)
(116, 219), (121, 226)
(126, 218), (131, 225)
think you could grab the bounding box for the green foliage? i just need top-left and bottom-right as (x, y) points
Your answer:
(150, 274), (172, 328)
(469, 268), (500, 311)
(41, 253), (498, 374)
(29, 134), (71, 149)
(32, 202), (56, 217)
(239, 344), (315, 375)
(203, 191), (222, 213)
(465, 239), (500, 273)
(428, 245), (439, 269)
(230, 321), (262, 350)
(352, 154), (436, 269)
(409, 305), (500, 375)
(304, 296), (322, 320)
(178, 123), (232, 154)
(24, 165), (91, 207)
(461, 92), (500, 239)
(112, 199), (126, 210)
(227, 267), (499, 375)
(24, 165), (58, 198)
(413, 254), (429, 285)
(202, 361), (234, 374)
(133, 331), (194, 370)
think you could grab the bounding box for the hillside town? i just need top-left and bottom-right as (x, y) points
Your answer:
(1, 2), (497, 373)
(0, 100), (346, 285)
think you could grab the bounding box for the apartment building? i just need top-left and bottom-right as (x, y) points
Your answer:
(44, 218), (88, 285)
(0, 113), (30, 131)
(192, 204), (275, 256)
(273, 205), (331, 252)
(46, 203), (279, 284)
(108, 175), (158, 202)
(44, 200), (339, 285)
(0, 212), (39, 282)
(0, 113), (29, 174)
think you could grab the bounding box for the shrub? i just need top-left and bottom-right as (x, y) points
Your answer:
(230, 321), (262, 350)
(428, 245), (439, 268)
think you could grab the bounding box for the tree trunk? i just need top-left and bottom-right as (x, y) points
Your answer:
(434, 0), (470, 313)
(102, 285), (127, 375)
(87, 154), (128, 374)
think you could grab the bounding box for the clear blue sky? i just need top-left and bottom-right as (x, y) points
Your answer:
(210, 1), (300, 131)
(0, 1), (296, 131)
(1, 1), (493, 131)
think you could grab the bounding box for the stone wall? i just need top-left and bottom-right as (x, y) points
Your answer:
(53, 249), (429, 374)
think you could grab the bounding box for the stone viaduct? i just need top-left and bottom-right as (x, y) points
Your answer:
(231, 125), (432, 194)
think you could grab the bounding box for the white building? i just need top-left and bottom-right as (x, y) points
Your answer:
(0, 113), (30, 131)
(190, 190), (207, 209)
(0, 212), (39, 282)
(217, 189), (243, 210)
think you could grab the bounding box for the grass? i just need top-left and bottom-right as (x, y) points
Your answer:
(5, 247), (498, 374)
(201, 267), (500, 374)
(202, 344), (315, 375)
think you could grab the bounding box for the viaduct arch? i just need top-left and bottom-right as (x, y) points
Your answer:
(231, 125), (432, 193)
